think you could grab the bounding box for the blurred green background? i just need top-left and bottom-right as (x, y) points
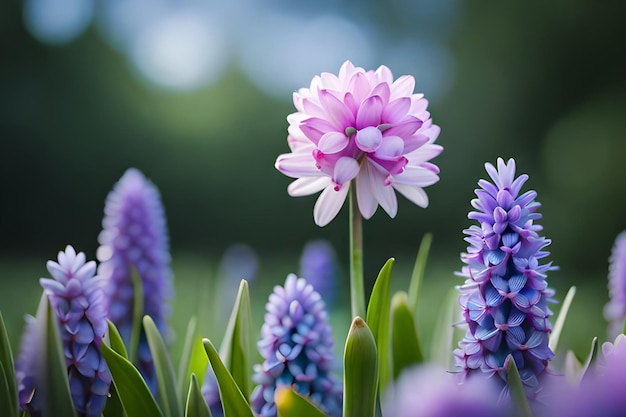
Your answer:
(1, 0), (625, 363)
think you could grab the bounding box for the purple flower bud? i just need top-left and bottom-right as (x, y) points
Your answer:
(454, 158), (556, 397)
(250, 274), (342, 417)
(96, 168), (173, 389)
(16, 246), (112, 417)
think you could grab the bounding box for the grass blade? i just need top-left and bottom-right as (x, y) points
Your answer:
(578, 336), (599, 384)
(101, 341), (163, 417)
(429, 288), (460, 369)
(202, 338), (253, 417)
(37, 294), (78, 417)
(407, 233), (432, 316)
(185, 374), (213, 417)
(390, 292), (423, 380)
(0, 311), (18, 417)
(144, 315), (183, 417)
(548, 286), (576, 353)
(365, 258), (394, 395)
(275, 387), (328, 417)
(218, 280), (252, 401)
(177, 316), (198, 397)
(106, 319), (129, 359)
(505, 355), (534, 417)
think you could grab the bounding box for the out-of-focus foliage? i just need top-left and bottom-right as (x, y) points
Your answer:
(1, 1), (624, 281)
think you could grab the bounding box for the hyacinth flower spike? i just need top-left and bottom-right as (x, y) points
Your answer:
(298, 239), (338, 305)
(604, 231), (626, 339)
(250, 274), (342, 417)
(96, 168), (173, 391)
(454, 158), (557, 398)
(16, 245), (112, 417)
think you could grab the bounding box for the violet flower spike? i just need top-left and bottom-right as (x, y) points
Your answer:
(275, 60), (443, 226)
(604, 231), (626, 338)
(96, 168), (173, 390)
(250, 274), (342, 417)
(453, 158), (557, 398)
(298, 239), (338, 305)
(16, 245), (112, 417)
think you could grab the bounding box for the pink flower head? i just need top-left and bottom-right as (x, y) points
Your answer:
(275, 60), (443, 226)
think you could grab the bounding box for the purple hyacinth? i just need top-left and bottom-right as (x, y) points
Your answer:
(538, 334), (626, 417)
(250, 274), (342, 417)
(454, 158), (556, 397)
(384, 364), (511, 417)
(96, 168), (173, 389)
(298, 239), (338, 304)
(16, 246), (112, 417)
(604, 231), (626, 338)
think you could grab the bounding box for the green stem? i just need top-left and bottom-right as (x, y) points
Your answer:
(349, 186), (366, 319)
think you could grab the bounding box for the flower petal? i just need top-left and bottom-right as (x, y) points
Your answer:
(333, 157), (360, 186)
(356, 163), (378, 219)
(393, 184), (429, 207)
(318, 132), (349, 154)
(367, 161), (398, 218)
(275, 153), (318, 178)
(356, 96), (383, 130)
(287, 177), (331, 197)
(318, 90), (354, 131)
(313, 183), (350, 227)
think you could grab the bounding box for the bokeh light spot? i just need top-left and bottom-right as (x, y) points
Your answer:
(23, 0), (94, 45)
(129, 9), (228, 91)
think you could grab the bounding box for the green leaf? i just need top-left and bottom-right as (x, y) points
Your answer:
(0, 363), (15, 417)
(0, 311), (18, 417)
(202, 338), (253, 417)
(218, 280), (252, 400)
(407, 233), (432, 316)
(343, 317), (378, 417)
(275, 387), (328, 417)
(144, 315), (183, 417)
(548, 286), (576, 353)
(505, 355), (534, 417)
(178, 317), (209, 403)
(129, 267), (144, 365)
(106, 319), (129, 359)
(365, 258), (394, 396)
(429, 288), (460, 369)
(578, 336), (599, 384)
(37, 293), (78, 417)
(390, 291), (423, 380)
(101, 341), (163, 417)
(178, 316), (198, 394)
(184, 374), (213, 417)
(102, 380), (127, 417)
(563, 350), (583, 385)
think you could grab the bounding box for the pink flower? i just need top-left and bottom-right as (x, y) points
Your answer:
(275, 60), (443, 226)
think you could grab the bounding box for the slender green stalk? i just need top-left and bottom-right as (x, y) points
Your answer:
(349, 186), (365, 319)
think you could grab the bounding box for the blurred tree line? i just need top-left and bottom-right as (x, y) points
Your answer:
(1, 0), (625, 287)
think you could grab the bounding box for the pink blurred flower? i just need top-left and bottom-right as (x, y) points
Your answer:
(275, 60), (443, 226)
